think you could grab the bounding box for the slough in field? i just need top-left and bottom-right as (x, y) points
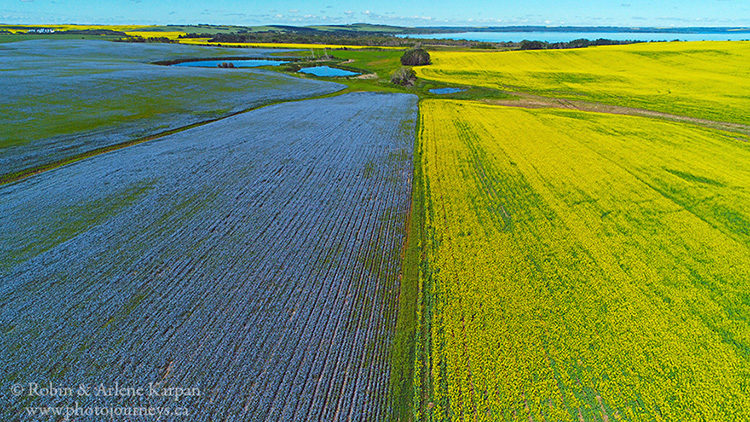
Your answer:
(0, 40), (343, 178)
(0, 92), (417, 421)
(415, 99), (750, 421)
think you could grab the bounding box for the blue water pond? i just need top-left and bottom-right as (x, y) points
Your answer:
(429, 87), (466, 94)
(299, 66), (359, 77)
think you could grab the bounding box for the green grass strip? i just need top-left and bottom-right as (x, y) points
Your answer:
(389, 101), (426, 422)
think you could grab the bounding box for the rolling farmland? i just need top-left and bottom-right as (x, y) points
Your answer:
(0, 40), (343, 178)
(415, 99), (750, 421)
(178, 39), (407, 50)
(1, 29), (749, 421)
(415, 41), (750, 124)
(1, 92), (417, 421)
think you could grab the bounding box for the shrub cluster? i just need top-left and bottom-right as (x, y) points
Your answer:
(400, 48), (431, 66)
(391, 67), (417, 87)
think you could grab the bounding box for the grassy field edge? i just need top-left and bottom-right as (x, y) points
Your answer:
(389, 100), (427, 422)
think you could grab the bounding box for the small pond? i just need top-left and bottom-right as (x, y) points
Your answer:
(429, 87), (466, 95)
(298, 66), (359, 77)
(173, 59), (287, 68)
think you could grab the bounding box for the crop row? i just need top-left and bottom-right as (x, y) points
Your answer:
(0, 92), (418, 421)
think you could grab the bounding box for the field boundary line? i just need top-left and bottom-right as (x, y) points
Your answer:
(388, 99), (427, 422)
(481, 92), (750, 136)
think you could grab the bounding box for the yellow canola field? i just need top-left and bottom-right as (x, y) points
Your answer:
(415, 41), (750, 125)
(0, 24), (187, 39)
(123, 31), (186, 40)
(417, 99), (750, 421)
(1, 24), (153, 32)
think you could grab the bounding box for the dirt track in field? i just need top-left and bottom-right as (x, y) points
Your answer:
(483, 92), (750, 136)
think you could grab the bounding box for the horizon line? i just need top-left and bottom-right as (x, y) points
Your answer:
(2, 22), (750, 30)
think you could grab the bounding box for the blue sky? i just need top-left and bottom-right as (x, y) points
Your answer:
(2, 0), (749, 27)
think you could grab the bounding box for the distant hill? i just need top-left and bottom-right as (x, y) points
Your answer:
(212, 24), (750, 35)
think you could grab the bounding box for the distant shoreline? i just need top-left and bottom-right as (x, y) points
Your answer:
(400, 26), (750, 34)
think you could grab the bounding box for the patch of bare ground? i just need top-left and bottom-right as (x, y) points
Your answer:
(596, 395), (610, 422)
(483, 92), (750, 136)
(355, 73), (378, 79)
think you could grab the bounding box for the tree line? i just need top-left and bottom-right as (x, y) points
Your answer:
(177, 32), (640, 50)
(518, 38), (639, 50)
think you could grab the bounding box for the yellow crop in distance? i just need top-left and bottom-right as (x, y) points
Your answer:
(417, 99), (750, 421)
(0, 24), (187, 39)
(123, 31), (187, 40)
(0, 24), (404, 50)
(1, 24), (157, 32)
(415, 41), (750, 125)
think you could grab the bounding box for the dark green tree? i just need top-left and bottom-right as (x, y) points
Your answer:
(400, 48), (431, 66)
(519, 40), (548, 50)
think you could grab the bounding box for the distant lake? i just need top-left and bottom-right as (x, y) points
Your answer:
(400, 31), (750, 43)
(173, 59), (287, 68)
